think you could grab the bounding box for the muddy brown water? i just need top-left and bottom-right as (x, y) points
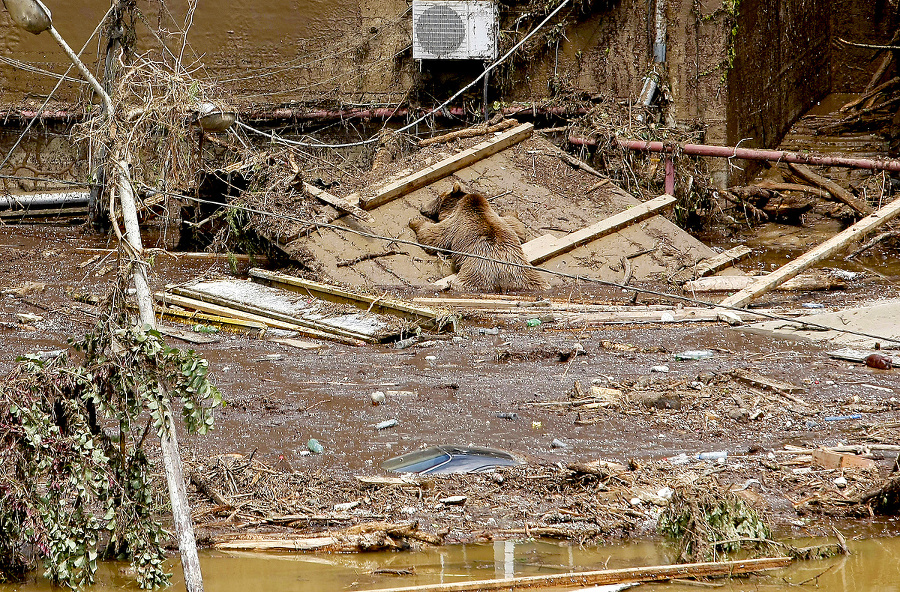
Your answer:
(3, 537), (900, 591)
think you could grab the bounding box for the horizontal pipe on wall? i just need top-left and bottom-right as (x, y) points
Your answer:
(568, 136), (900, 172)
(0, 105), (589, 125)
(0, 191), (90, 209)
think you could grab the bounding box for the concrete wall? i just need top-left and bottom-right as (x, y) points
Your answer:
(725, 0), (831, 180)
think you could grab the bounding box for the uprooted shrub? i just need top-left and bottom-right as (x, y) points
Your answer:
(657, 478), (777, 563)
(0, 311), (221, 589)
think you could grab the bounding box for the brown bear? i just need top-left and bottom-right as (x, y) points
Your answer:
(408, 182), (546, 292)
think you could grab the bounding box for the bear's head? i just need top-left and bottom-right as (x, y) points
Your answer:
(420, 181), (469, 220)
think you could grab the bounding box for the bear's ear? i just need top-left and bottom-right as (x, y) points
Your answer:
(452, 181), (461, 193)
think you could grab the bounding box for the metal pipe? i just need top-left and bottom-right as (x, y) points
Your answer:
(0, 191), (88, 209)
(568, 136), (900, 172)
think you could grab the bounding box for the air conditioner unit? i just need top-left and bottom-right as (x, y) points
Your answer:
(412, 0), (498, 61)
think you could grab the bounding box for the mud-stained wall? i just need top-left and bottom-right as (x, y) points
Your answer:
(725, 0), (831, 175)
(830, 0), (898, 91)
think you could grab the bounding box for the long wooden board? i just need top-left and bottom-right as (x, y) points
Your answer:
(720, 195), (900, 308)
(353, 557), (793, 592)
(360, 123), (534, 210)
(154, 292), (365, 345)
(530, 194), (677, 264)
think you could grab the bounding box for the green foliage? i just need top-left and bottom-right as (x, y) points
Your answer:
(658, 480), (773, 563)
(0, 316), (221, 589)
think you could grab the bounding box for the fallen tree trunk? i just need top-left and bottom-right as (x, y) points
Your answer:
(213, 521), (445, 551)
(352, 557), (793, 592)
(787, 163), (873, 216)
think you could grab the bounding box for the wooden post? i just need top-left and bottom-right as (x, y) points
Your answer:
(720, 196), (900, 309)
(117, 164), (205, 592)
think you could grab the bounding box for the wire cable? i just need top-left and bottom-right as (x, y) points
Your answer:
(234, 0), (574, 149)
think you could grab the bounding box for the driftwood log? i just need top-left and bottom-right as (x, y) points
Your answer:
(213, 521), (445, 552)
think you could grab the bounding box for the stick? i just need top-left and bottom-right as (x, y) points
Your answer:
(844, 229), (899, 259)
(418, 119), (517, 147)
(754, 181), (830, 199)
(352, 557), (793, 592)
(787, 164), (872, 215)
(719, 195), (900, 308)
(840, 76), (900, 112)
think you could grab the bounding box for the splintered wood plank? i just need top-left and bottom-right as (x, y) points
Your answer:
(811, 449), (877, 471)
(250, 268), (454, 331)
(694, 245), (752, 277)
(360, 123), (534, 210)
(529, 193), (676, 264)
(720, 196), (900, 308)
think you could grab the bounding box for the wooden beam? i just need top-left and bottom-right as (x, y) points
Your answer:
(302, 182), (371, 220)
(250, 268), (455, 331)
(788, 163), (873, 215)
(529, 193), (676, 264)
(694, 245), (752, 277)
(684, 272), (844, 293)
(720, 196), (900, 308)
(433, 195), (676, 288)
(360, 123), (534, 210)
(353, 557), (793, 592)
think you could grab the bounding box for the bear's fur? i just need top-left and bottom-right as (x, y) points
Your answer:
(409, 182), (546, 292)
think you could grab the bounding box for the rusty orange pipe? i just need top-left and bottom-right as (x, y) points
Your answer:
(568, 136), (900, 172)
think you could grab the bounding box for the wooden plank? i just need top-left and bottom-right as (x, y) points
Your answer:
(788, 163), (873, 215)
(522, 233), (560, 261)
(250, 268), (454, 331)
(171, 285), (380, 343)
(360, 123), (534, 210)
(720, 196), (900, 308)
(811, 449), (877, 470)
(353, 557), (793, 592)
(684, 272), (844, 293)
(732, 369), (808, 395)
(694, 245), (752, 277)
(153, 305), (267, 332)
(529, 194), (676, 264)
(154, 292), (366, 346)
(302, 182), (370, 220)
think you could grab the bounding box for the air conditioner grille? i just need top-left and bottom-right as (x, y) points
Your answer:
(416, 4), (466, 56)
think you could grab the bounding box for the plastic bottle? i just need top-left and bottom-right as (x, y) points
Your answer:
(674, 350), (714, 361)
(307, 438), (324, 454)
(697, 450), (728, 461)
(526, 318), (542, 327)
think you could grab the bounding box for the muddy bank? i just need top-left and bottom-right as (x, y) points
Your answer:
(1, 224), (898, 553)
